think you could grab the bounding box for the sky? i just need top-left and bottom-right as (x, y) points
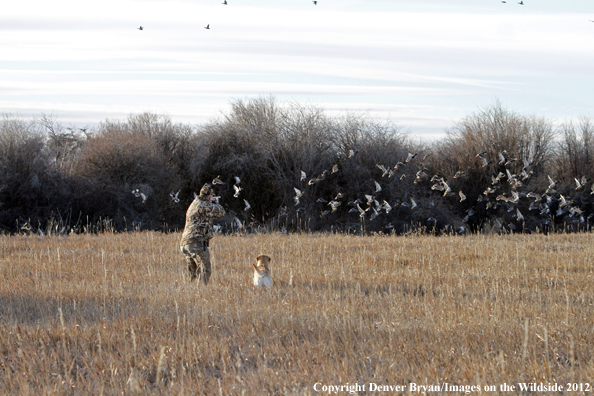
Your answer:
(2, 0), (593, 140)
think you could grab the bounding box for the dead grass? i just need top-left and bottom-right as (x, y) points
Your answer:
(1, 231), (594, 395)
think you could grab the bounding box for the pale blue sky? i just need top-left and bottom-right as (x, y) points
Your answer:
(2, 0), (593, 139)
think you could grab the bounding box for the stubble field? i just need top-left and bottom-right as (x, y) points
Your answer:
(1, 231), (594, 395)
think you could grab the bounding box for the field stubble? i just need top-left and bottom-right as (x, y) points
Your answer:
(1, 231), (593, 395)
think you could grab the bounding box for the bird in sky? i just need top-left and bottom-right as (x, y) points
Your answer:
(405, 153), (417, 163)
(234, 176), (241, 185)
(518, 1), (524, 4)
(223, 0), (228, 4)
(212, 175), (224, 185)
(313, 1), (317, 4)
(137, 26), (143, 30)
(243, 199), (251, 211)
(300, 170), (307, 182)
(233, 184), (242, 198)
(459, 191), (466, 202)
(170, 190), (180, 203)
(205, 24), (210, 29)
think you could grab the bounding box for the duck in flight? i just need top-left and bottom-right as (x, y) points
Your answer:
(205, 24), (210, 29)
(137, 26), (143, 30)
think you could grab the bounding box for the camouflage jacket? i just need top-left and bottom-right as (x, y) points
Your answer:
(180, 197), (226, 246)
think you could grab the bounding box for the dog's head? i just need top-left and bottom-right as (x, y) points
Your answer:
(253, 254), (271, 273)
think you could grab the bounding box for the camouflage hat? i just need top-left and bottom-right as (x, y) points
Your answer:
(199, 183), (213, 197)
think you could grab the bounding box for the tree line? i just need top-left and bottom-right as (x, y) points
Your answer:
(1, 97), (592, 235)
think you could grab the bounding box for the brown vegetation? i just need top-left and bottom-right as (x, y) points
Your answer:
(1, 98), (593, 235)
(1, 231), (593, 394)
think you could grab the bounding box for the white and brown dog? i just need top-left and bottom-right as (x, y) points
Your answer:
(252, 254), (273, 288)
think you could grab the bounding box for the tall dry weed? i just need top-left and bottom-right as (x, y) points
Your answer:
(1, 232), (593, 394)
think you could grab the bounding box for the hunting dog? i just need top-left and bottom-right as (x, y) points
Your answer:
(253, 254), (273, 288)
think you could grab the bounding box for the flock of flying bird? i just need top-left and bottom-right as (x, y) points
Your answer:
(134, 0), (594, 33)
(130, 0), (594, 232)
(137, 0), (321, 32)
(129, 143), (594, 233)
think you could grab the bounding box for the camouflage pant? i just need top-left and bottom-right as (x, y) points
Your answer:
(180, 240), (211, 284)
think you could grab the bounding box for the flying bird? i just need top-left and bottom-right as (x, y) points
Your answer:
(546, 175), (556, 192)
(356, 203), (366, 217)
(234, 176), (241, 185)
(518, 1), (524, 4)
(516, 208), (524, 222)
(405, 153), (417, 163)
(300, 170), (307, 181)
(376, 164), (390, 177)
(170, 190), (180, 203)
(137, 26), (144, 30)
(575, 176), (587, 190)
(313, 0), (317, 4)
(243, 199), (251, 211)
(415, 170), (428, 183)
(459, 191), (466, 202)
(233, 184), (242, 198)
(132, 189), (147, 203)
(373, 180), (382, 193)
(498, 152), (506, 165)
(212, 175), (224, 185)
(223, 0), (228, 4)
(205, 24), (210, 29)
(294, 187), (303, 206)
(328, 200), (341, 212)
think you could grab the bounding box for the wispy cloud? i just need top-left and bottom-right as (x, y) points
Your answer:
(1, 0), (593, 136)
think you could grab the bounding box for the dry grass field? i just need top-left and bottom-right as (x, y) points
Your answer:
(1, 231), (594, 395)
